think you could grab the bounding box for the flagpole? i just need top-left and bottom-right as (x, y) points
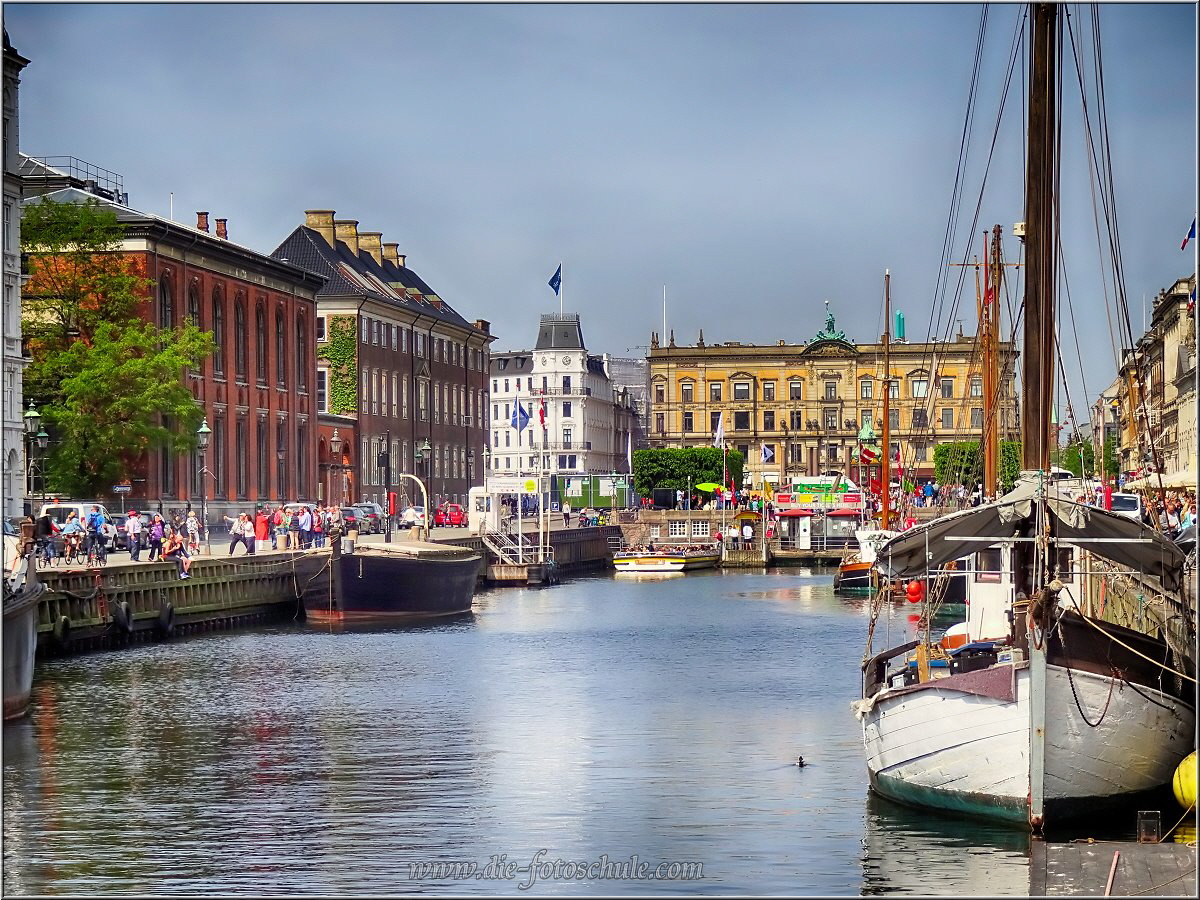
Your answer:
(663, 285), (667, 341)
(560, 260), (563, 316)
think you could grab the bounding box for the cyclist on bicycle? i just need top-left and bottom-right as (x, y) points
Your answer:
(34, 511), (59, 565)
(60, 511), (84, 561)
(85, 504), (109, 564)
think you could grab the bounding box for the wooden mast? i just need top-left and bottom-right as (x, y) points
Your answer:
(983, 224), (1003, 495)
(1022, 3), (1058, 473)
(881, 270), (892, 531)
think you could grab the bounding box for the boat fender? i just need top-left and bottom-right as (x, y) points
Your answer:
(1173, 750), (1196, 811)
(52, 614), (71, 647)
(115, 600), (135, 633)
(906, 580), (924, 603)
(157, 601), (175, 637)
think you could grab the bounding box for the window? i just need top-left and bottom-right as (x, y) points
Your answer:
(683, 412), (693, 432)
(911, 377), (928, 398)
(236, 416), (247, 499)
(888, 380), (899, 399)
(734, 411), (750, 430)
(789, 380), (802, 401)
(563, 428), (573, 448)
(158, 274), (173, 330)
(889, 409), (899, 429)
(825, 444), (839, 461)
(562, 401), (572, 418)
(655, 413), (665, 433)
(709, 382), (722, 402)
(234, 295), (247, 381)
(975, 548), (1002, 583)
(790, 410), (803, 430)
(860, 378), (873, 400)
(668, 521), (688, 538)
(212, 292), (225, 375)
(692, 521), (710, 538)
(861, 410), (873, 427)
(762, 382), (775, 402)
(255, 301), (267, 384)
(655, 385), (664, 403)
(276, 308), (286, 387)
(824, 381), (837, 400)
(971, 407), (984, 428)
(914, 442), (927, 462)
(763, 410), (775, 430)
(562, 376), (572, 394)
(711, 411), (722, 434)
(296, 317), (308, 391)
(188, 284), (201, 328)
(940, 377), (954, 398)
(970, 377), (983, 398)
(733, 382), (751, 401)
(912, 409), (928, 428)
(681, 383), (694, 403)
(824, 408), (838, 430)
(257, 417), (269, 498)
(316, 369), (328, 412)
(361, 317), (368, 343)
(941, 408), (954, 429)
(316, 316), (327, 342)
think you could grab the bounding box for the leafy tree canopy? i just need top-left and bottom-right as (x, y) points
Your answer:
(22, 197), (215, 498)
(631, 447), (744, 499)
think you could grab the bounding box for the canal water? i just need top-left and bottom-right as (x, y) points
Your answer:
(0, 568), (1162, 894)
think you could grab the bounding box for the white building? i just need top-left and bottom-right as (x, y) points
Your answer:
(2, 32), (30, 518)
(488, 313), (637, 481)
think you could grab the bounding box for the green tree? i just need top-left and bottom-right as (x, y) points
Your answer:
(631, 447), (743, 499)
(22, 197), (215, 498)
(933, 439), (1022, 493)
(1101, 436), (1119, 479)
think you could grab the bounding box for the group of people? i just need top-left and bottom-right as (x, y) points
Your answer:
(221, 504), (346, 556)
(122, 510), (194, 578)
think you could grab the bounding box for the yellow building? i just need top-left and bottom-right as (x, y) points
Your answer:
(646, 311), (1018, 491)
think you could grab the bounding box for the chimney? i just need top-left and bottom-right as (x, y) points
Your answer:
(196, 211), (210, 233)
(382, 242), (400, 264)
(215, 218), (228, 240)
(397, 253), (406, 268)
(359, 231), (383, 265)
(333, 219), (360, 255)
(304, 209), (336, 246)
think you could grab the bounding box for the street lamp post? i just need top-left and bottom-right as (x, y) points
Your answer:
(329, 429), (343, 508)
(378, 430), (392, 542)
(415, 437), (432, 540)
(22, 401), (48, 510)
(197, 418), (212, 556)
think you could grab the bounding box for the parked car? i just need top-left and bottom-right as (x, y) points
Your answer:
(339, 507), (363, 532)
(1108, 492), (1146, 523)
(434, 503), (467, 527)
(355, 501), (386, 533)
(114, 512), (151, 551)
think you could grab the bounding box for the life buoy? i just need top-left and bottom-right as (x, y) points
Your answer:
(115, 600), (135, 633)
(157, 601), (176, 637)
(52, 614), (71, 647)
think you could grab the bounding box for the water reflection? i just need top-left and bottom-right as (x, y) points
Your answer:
(861, 792), (1031, 895)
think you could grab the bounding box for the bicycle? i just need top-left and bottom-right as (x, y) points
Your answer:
(85, 535), (108, 567)
(35, 537), (59, 569)
(61, 534), (83, 566)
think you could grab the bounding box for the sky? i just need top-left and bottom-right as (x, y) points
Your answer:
(6, 1), (1197, 431)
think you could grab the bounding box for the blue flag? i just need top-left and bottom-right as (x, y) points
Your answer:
(548, 265), (561, 296)
(511, 403), (530, 432)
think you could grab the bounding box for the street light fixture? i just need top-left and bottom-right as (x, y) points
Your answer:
(197, 418), (212, 556)
(329, 429), (343, 507)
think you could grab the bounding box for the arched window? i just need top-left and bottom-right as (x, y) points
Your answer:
(188, 283), (201, 328)
(257, 417), (269, 498)
(235, 415), (247, 499)
(276, 307), (286, 388)
(211, 288), (225, 375)
(234, 293), (247, 382)
(255, 300), (267, 385)
(296, 315), (308, 392)
(158, 274), (173, 330)
(276, 420), (287, 498)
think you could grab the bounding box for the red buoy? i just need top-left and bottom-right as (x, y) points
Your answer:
(906, 580), (924, 603)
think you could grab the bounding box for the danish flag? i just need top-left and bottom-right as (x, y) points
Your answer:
(538, 391), (547, 427)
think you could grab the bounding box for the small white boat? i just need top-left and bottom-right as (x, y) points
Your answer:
(612, 543), (720, 573)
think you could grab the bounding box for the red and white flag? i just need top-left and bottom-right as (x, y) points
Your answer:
(538, 391), (547, 427)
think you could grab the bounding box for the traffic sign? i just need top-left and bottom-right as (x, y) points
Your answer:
(112, 484), (132, 493)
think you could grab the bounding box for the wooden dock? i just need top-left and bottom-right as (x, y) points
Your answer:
(1031, 840), (1197, 896)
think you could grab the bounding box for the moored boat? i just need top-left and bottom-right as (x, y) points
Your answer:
(3, 521), (44, 722)
(307, 538), (482, 622)
(834, 528), (897, 592)
(612, 542), (720, 574)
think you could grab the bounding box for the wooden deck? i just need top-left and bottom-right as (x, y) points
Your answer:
(1031, 840), (1196, 896)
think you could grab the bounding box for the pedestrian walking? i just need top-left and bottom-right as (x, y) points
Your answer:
(254, 508), (270, 548)
(224, 513), (255, 556)
(185, 510), (202, 555)
(562, 501), (571, 527)
(148, 514), (165, 561)
(126, 510), (143, 561)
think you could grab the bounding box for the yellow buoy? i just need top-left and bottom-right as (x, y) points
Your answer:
(1172, 750), (1196, 810)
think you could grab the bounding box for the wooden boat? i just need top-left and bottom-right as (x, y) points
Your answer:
(3, 523), (44, 722)
(834, 528), (898, 592)
(612, 543), (720, 573)
(854, 4), (1195, 833)
(306, 537), (482, 622)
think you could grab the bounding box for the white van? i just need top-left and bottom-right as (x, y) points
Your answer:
(1108, 492), (1146, 522)
(37, 501), (119, 549)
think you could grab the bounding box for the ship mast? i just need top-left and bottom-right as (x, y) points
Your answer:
(881, 269), (891, 531)
(983, 224), (1003, 495)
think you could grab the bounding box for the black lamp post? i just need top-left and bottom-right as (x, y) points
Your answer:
(197, 418), (212, 556)
(22, 400), (48, 507)
(329, 428), (343, 507)
(378, 430), (392, 542)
